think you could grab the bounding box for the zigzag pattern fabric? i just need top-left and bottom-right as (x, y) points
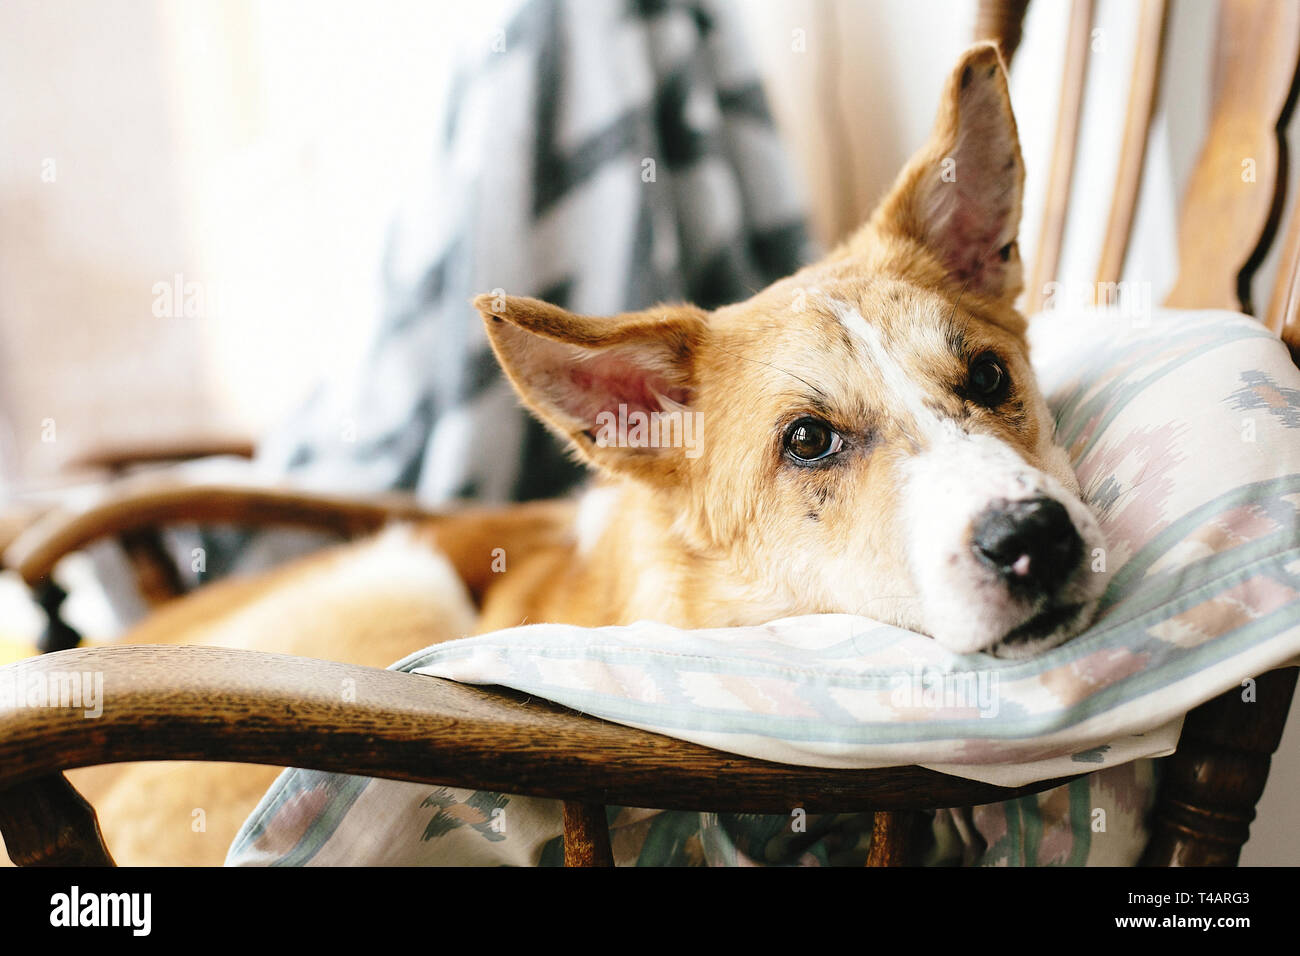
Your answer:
(168, 0), (813, 585)
(258, 0), (813, 506)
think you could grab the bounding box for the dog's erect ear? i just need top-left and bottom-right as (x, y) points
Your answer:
(868, 43), (1025, 303)
(475, 293), (707, 481)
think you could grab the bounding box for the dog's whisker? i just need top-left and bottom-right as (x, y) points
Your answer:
(708, 342), (823, 395)
(1088, 464), (1167, 510)
(947, 271), (975, 329)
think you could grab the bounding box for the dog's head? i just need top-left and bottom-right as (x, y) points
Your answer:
(476, 43), (1104, 657)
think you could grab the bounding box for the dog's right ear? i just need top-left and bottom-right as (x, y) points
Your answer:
(864, 42), (1025, 306)
(475, 293), (708, 482)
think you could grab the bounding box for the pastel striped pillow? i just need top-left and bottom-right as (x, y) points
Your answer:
(229, 308), (1300, 866)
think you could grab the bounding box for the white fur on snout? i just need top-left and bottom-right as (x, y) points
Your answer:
(902, 426), (1105, 655)
(833, 300), (1103, 656)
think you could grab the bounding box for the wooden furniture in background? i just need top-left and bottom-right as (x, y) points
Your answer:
(1024, 0), (1094, 315)
(1164, 0), (1300, 312)
(1093, 0), (1169, 295)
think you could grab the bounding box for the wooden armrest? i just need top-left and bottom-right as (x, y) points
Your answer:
(0, 503), (53, 557)
(0, 645), (1072, 813)
(66, 437), (256, 473)
(3, 480), (441, 587)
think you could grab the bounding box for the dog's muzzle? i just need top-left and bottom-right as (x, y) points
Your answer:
(900, 429), (1105, 656)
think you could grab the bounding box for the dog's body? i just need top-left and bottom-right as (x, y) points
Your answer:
(40, 44), (1104, 867)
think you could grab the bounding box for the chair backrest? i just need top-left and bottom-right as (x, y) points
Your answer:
(985, 0), (1300, 321)
(978, 0), (1300, 865)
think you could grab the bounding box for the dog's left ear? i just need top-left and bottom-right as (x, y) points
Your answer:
(475, 293), (707, 482)
(868, 42), (1025, 304)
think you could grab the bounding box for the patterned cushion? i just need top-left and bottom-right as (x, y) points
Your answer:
(228, 308), (1300, 866)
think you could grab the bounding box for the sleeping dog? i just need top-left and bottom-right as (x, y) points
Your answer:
(64, 42), (1104, 866)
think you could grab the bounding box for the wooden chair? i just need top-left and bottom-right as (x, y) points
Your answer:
(3, 0), (1299, 867)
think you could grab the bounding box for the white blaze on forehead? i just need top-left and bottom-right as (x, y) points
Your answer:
(832, 301), (948, 441)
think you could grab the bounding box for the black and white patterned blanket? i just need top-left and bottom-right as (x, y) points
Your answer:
(171, 0), (814, 585)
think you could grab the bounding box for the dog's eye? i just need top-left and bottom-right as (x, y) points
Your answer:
(784, 418), (843, 463)
(968, 352), (1010, 405)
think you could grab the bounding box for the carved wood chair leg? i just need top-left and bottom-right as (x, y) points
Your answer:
(1141, 667), (1299, 866)
(34, 580), (83, 653)
(866, 809), (917, 866)
(562, 800), (613, 867)
(0, 773), (116, 866)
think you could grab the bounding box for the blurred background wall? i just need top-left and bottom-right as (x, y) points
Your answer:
(0, 0), (513, 486)
(0, 0), (1295, 863)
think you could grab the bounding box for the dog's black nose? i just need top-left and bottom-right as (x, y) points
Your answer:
(972, 497), (1082, 593)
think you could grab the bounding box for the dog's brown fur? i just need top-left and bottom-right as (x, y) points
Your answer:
(17, 45), (1090, 867)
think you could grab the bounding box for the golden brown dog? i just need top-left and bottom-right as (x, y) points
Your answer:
(48, 43), (1103, 866)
